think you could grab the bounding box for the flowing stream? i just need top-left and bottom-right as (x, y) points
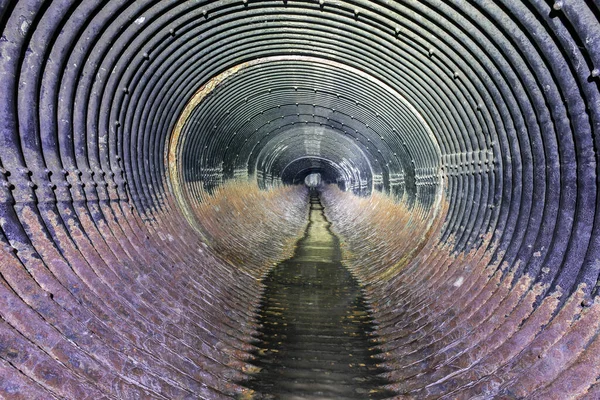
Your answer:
(244, 190), (392, 399)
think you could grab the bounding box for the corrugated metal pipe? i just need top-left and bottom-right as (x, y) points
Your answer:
(0, 0), (599, 398)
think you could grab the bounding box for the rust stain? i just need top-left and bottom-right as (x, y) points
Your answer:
(318, 187), (600, 399)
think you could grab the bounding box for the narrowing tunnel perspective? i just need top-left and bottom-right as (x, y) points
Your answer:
(0, 0), (600, 399)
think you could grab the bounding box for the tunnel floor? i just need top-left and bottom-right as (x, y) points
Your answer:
(242, 190), (392, 399)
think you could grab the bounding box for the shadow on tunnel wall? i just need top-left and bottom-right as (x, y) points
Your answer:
(0, 0), (599, 398)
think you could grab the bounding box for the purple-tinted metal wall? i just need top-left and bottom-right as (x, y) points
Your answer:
(0, 0), (599, 398)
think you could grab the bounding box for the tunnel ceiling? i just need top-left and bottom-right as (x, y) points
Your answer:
(0, 0), (594, 252)
(1, 0), (600, 398)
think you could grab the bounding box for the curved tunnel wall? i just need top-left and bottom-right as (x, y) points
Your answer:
(0, 0), (599, 398)
(173, 56), (442, 203)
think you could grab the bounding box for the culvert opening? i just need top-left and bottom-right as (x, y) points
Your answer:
(0, 0), (599, 399)
(304, 173), (322, 188)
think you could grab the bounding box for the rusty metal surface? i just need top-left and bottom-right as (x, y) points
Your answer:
(321, 186), (600, 399)
(0, 0), (599, 398)
(0, 180), (308, 398)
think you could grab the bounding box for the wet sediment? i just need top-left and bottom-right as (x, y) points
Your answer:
(244, 190), (392, 399)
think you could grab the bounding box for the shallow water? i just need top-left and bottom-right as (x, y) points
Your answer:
(243, 190), (392, 399)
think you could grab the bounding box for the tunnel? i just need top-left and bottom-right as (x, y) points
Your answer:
(0, 0), (599, 398)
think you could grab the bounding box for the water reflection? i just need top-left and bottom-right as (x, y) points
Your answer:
(243, 190), (392, 399)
